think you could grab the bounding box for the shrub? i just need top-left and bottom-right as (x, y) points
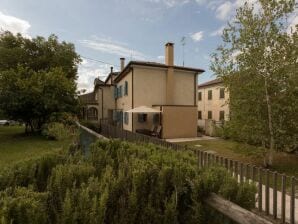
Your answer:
(0, 140), (257, 223)
(42, 122), (70, 141)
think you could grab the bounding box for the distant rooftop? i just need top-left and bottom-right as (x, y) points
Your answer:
(198, 78), (222, 88)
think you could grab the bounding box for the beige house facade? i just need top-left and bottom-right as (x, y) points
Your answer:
(197, 78), (229, 134)
(80, 43), (204, 139)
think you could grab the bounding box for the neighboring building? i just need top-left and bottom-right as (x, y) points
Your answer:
(197, 78), (229, 134)
(80, 42), (205, 139)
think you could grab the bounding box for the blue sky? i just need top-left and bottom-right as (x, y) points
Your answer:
(0, 0), (297, 91)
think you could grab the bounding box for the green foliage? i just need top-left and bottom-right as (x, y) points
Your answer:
(0, 32), (81, 132)
(0, 140), (256, 223)
(211, 0), (298, 154)
(0, 187), (48, 224)
(42, 122), (71, 141)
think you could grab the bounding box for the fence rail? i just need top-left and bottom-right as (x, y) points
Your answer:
(100, 123), (297, 224)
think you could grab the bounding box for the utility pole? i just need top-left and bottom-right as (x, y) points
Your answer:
(181, 36), (186, 66)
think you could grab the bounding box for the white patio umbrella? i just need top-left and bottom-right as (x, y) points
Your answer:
(125, 106), (161, 113)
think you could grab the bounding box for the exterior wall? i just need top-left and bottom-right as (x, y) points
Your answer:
(197, 83), (229, 128)
(132, 66), (167, 131)
(172, 70), (197, 106)
(94, 86), (115, 121)
(115, 71), (133, 131)
(161, 106), (197, 139)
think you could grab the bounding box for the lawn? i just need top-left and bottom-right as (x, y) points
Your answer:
(0, 125), (72, 167)
(182, 139), (298, 178)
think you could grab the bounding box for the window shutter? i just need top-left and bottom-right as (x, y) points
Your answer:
(114, 87), (118, 99)
(125, 81), (128, 95)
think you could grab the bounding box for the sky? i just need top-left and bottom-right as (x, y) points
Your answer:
(0, 0), (297, 91)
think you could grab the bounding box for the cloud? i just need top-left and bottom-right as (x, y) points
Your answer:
(210, 25), (226, 36)
(0, 11), (31, 37)
(77, 59), (111, 92)
(216, 1), (233, 20)
(145, 0), (190, 8)
(80, 37), (147, 60)
(190, 31), (204, 42)
(157, 55), (165, 61)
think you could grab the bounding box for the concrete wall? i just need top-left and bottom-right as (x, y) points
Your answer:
(197, 84), (229, 124)
(161, 106), (197, 139)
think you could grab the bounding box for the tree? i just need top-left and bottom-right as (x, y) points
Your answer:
(0, 32), (81, 132)
(211, 0), (298, 166)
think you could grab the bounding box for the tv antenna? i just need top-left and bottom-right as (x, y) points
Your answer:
(181, 36), (186, 66)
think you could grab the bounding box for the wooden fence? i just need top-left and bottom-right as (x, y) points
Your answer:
(100, 123), (297, 224)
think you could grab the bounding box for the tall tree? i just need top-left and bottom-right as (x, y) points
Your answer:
(0, 32), (81, 132)
(211, 0), (298, 166)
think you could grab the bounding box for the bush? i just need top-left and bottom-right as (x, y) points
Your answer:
(0, 140), (257, 223)
(42, 122), (70, 141)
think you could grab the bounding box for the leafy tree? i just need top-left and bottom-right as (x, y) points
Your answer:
(211, 0), (298, 166)
(0, 32), (81, 132)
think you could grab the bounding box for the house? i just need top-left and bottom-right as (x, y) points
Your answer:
(197, 78), (229, 135)
(80, 42), (205, 139)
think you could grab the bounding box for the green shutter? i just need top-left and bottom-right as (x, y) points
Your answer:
(125, 81), (128, 95)
(114, 87), (117, 99)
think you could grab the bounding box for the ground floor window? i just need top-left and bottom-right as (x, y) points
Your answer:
(87, 107), (98, 120)
(219, 111), (225, 120)
(124, 112), (129, 124)
(208, 111), (212, 119)
(138, 114), (147, 123)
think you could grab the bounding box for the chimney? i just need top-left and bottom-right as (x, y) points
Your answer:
(165, 42), (174, 66)
(110, 66), (113, 73)
(120, 58), (125, 71)
(165, 42), (174, 104)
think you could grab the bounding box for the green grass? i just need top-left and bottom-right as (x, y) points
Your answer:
(182, 139), (298, 178)
(0, 125), (72, 167)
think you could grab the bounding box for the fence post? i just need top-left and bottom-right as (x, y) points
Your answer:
(240, 163), (243, 184)
(273, 172), (277, 220)
(290, 177), (295, 224)
(281, 174), (286, 223)
(265, 169), (270, 216)
(258, 168), (263, 212)
(245, 164), (250, 182)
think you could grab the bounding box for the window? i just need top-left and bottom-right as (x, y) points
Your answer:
(124, 112), (129, 124)
(219, 88), (225, 99)
(95, 93), (98, 100)
(138, 114), (147, 123)
(219, 111), (225, 120)
(153, 114), (160, 124)
(198, 92), (202, 101)
(198, 111), (202, 119)
(208, 111), (212, 119)
(208, 90), (212, 100)
(124, 81), (128, 95)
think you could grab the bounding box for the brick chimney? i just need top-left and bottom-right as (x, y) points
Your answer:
(165, 42), (174, 104)
(120, 58), (125, 71)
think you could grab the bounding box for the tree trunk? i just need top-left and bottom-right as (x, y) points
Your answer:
(264, 77), (275, 167)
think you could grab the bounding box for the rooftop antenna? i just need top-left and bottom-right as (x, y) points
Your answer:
(181, 36), (186, 66)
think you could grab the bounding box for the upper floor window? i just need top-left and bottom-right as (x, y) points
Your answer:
(208, 90), (212, 100)
(219, 88), (225, 99)
(198, 92), (202, 101)
(114, 87), (118, 99)
(124, 81), (128, 95)
(208, 111), (212, 119)
(119, 85), (123, 97)
(198, 111), (202, 119)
